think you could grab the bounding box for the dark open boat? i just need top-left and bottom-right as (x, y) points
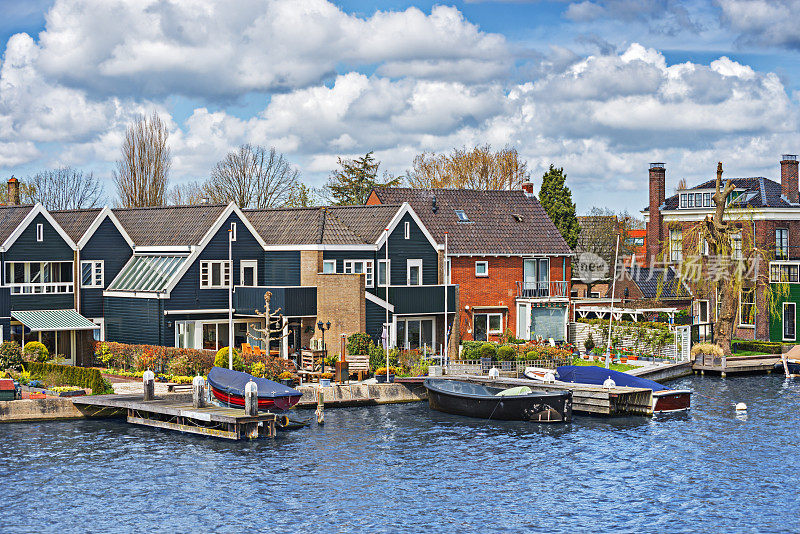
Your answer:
(207, 367), (302, 411)
(423, 378), (572, 423)
(554, 365), (691, 413)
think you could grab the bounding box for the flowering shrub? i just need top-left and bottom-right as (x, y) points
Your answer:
(23, 341), (49, 363)
(0, 341), (23, 371)
(94, 342), (215, 374)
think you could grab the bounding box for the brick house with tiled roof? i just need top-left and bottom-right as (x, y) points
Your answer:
(367, 185), (573, 343)
(644, 155), (800, 342)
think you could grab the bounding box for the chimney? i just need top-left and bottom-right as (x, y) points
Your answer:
(647, 163), (665, 263)
(7, 176), (19, 205)
(520, 182), (534, 196)
(781, 154), (798, 203)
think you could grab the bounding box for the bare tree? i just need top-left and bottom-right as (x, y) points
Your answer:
(168, 181), (206, 205)
(406, 145), (530, 190)
(28, 167), (103, 210)
(251, 291), (289, 355)
(114, 112), (171, 207)
(204, 144), (299, 208)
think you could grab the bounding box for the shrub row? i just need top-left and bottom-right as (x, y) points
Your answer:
(95, 342), (216, 375)
(462, 341), (572, 361)
(23, 361), (113, 394)
(731, 340), (783, 354)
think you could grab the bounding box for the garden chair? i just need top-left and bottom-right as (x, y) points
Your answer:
(253, 346), (263, 358)
(241, 343), (253, 358)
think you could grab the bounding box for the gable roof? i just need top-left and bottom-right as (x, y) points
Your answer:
(649, 176), (794, 212)
(0, 205), (35, 245)
(625, 266), (692, 299)
(111, 204), (228, 246)
(0, 204), (77, 252)
(50, 208), (102, 243)
(369, 188), (573, 255)
(245, 204), (409, 247)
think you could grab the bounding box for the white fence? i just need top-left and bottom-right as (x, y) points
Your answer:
(568, 322), (688, 361)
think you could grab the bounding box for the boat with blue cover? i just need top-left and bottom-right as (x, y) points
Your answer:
(207, 367), (302, 411)
(549, 365), (691, 413)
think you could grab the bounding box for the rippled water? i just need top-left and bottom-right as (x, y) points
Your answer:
(1, 374), (799, 533)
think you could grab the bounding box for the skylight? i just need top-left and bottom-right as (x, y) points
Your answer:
(455, 209), (469, 222)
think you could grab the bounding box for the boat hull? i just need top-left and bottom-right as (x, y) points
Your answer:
(786, 360), (800, 375)
(424, 379), (572, 423)
(652, 390), (692, 413)
(210, 386), (301, 411)
(206, 367), (302, 412)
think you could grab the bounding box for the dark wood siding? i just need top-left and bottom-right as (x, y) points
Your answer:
(365, 300), (388, 343)
(166, 212), (265, 311)
(80, 217), (133, 318)
(263, 251), (300, 285)
(5, 213), (73, 262)
(104, 296), (163, 346)
(379, 212), (438, 286)
(10, 293), (74, 311)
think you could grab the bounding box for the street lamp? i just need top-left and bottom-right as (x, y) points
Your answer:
(317, 320), (331, 373)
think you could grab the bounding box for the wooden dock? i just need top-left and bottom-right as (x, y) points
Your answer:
(72, 394), (277, 440)
(692, 354), (781, 377)
(406, 375), (655, 416)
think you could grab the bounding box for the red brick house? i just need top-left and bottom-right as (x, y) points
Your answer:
(367, 186), (573, 342)
(643, 155), (800, 340)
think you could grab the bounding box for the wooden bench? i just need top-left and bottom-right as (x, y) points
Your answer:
(167, 383), (192, 393)
(346, 354), (370, 381)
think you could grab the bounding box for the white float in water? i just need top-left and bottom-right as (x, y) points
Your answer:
(735, 402), (747, 411)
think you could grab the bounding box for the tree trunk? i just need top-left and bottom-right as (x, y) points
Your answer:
(714, 279), (737, 355)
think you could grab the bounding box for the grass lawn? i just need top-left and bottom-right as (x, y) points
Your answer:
(571, 357), (637, 373)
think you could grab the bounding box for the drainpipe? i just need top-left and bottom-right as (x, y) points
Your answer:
(75, 248), (80, 313)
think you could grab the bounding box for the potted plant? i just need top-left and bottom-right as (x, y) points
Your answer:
(319, 372), (334, 387)
(278, 371), (294, 387)
(584, 333), (595, 358)
(374, 367), (396, 383)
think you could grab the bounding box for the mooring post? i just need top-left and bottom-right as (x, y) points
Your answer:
(143, 370), (155, 401)
(244, 380), (258, 416)
(192, 375), (205, 408)
(316, 389), (325, 425)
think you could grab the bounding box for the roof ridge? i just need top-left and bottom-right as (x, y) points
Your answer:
(112, 203), (227, 211)
(324, 206), (370, 244)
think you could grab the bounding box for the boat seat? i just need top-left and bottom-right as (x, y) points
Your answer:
(495, 386), (532, 396)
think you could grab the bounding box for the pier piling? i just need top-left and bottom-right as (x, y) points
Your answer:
(143, 370), (154, 401)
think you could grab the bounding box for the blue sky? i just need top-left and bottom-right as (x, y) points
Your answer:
(2, 0), (800, 214)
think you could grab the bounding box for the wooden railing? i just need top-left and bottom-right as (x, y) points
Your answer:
(8, 282), (74, 294)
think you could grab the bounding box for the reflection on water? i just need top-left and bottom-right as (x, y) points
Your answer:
(0, 374), (798, 533)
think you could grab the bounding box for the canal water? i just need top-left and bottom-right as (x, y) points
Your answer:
(1, 374), (798, 533)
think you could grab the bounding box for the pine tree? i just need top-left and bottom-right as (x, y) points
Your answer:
(539, 164), (580, 249)
(324, 152), (400, 205)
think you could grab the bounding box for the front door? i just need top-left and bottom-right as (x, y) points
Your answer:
(784, 303), (796, 341)
(696, 300), (709, 324)
(517, 303), (531, 340)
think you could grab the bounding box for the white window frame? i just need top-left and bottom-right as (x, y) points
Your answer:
(732, 232), (742, 260)
(91, 318), (105, 342)
(474, 312), (503, 338)
(322, 260), (336, 274)
(738, 287), (755, 328)
(378, 259), (390, 287)
(784, 302), (796, 341)
(230, 222), (237, 242)
(344, 259), (374, 288)
(404, 221), (410, 239)
(670, 228), (683, 262)
(455, 209), (469, 222)
(80, 260), (104, 288)
(776, 228), (788, 260)
(698, 232), (709, 255)
(239, 260), (258, 287)
(444, 258), (451, 285)
(200, 260), (231, 289)
(475, 260), (488, 277)
(395, 316), (436, 350)
(4, 261), (74, 294)
(407, 259), (422, 286)
(36, 223), (43, 242)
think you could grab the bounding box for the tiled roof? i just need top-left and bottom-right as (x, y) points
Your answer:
(626, 266), (692, 299)
(650, 177), (795, 211)
(245, 204), (402, 245)
(370, 188), (572, 255)
(112, 204), (228, 246)
(0, 205), (34, 244)
(50, 208), (102, 243)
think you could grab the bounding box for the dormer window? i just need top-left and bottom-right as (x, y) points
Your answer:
(36, 224), (43, 242)
(679, 191), (713, 209)
(455, 210), (469, 222)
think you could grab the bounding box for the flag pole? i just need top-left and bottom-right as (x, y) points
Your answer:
(605, 234), (621, 369)
(228, 227), (234, 370)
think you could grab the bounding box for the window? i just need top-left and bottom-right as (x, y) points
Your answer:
(703, 193), (711, 207)
(92, 319), (105, 342)
(4, 261), (73, 293)
(407, 259), (422, 285)
(395, 317), (434, 350)
(739, 288), (755, 327)
(404, 221), (410, 239)
(176, 321), (196, 349)
(344, 260), (374, 288)
(732, 233), (742, 260)
(694, 193), (702, 207)
(770, 263), (799, 283)
(200, 260), (231, 288)
(475, 261), (488, 277)
(473, 313), (503, 341)
(784, 303), (796, 341)
(590, 291), (601, 298)
(81, 260), (104, 288)
(669, 228), (683, 262)
(455, 209), (469, 222)
(322, 260), (336, 274)
(230, 222), (237, 242)
(680, 194), (687, 208)
(444, 258), (451, 284)
(36, 223), (43, 242)
(687, 194), (694, 208)
(240, 260), (257, 287)
(378, 259), (390, 286)
(698, 232), (709, 255)
(776, 228), (788, 260)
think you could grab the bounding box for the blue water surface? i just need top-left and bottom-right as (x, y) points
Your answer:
(1, 374), (798, 533)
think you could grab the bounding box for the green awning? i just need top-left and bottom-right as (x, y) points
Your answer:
(11, 309), (100, 332)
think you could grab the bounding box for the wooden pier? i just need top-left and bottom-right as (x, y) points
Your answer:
(72, 394), (277, 440)
(692, 354), (781, 377)
(403, 375), (655, 416)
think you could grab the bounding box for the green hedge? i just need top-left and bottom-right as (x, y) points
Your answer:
(732, 340), (782, 354)
(24, 362), (113, 394)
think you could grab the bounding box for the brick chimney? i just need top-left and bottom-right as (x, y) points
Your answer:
(647, 163), (665, 263)
(7, 176), (19, 205)
(520, 182), (534, 195)
(781, 154), (798, 203)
